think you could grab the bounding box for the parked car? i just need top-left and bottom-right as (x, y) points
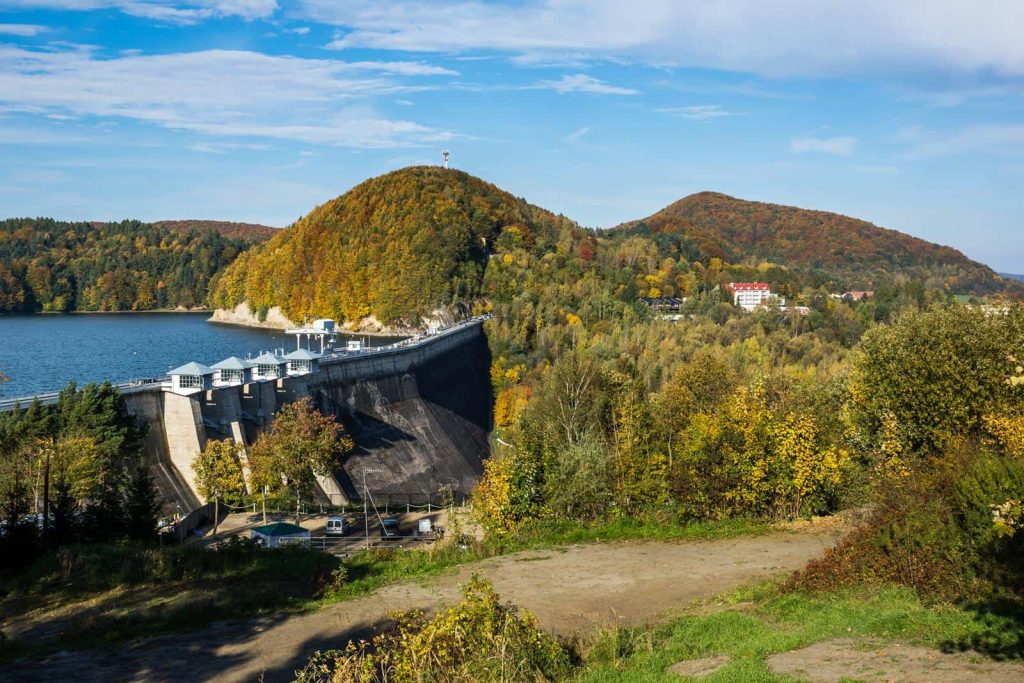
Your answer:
(326, 515), (346, 536)
(379, 517), (401, 539)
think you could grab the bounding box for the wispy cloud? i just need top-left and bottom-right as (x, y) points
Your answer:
(5, 1), (278, 26)
(897, 124), (1024, 158)
(562, 126), (590, 143)
(187, 141), (271, 154)
(791, 136), (857, 156)
(332, 60), (457, 76)
(0, 46), (454, 147)
(300, 0), (1024, 79)
(853, 164), (900, 174)
(529, 74), (638, 95)
(657, 104), (734, 121)
(0, 23), (49, 36)
(899, 84), (1021, 108)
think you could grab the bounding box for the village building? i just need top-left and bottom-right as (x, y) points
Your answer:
(250, 522), (310, 548)
(727, 282), (782, 310)
(639, 296), (686, 311)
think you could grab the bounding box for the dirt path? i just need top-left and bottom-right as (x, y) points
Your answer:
(6, 528), (838, 683)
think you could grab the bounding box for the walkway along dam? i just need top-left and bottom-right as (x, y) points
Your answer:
(3, 319), (493, 518)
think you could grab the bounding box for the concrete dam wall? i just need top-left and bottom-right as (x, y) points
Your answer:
(126, 321), (493, 515)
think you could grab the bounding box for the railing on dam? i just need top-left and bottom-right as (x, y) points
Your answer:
(0, 315), (490, 412)
(0, 376), (165, 412)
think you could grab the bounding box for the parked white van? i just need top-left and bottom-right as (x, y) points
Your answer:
(326, 515), (346, 536)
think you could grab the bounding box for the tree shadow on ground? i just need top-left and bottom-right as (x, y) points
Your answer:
(941, 599), (1024, 661)
(5, 609), (411, 683)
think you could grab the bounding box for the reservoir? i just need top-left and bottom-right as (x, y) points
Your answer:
(0, 313), (396, 399)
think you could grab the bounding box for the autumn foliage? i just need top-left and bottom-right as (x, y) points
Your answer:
(209, 166), (578, 326)
(296, 576), (571, 683)
(615, 191), (1023, 296)
(0, 218), (266, 312)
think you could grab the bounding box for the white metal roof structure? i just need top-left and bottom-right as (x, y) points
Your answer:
(167, 361), (213, 376)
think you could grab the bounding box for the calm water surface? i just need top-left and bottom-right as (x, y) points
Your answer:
(0, 313), (389, 398)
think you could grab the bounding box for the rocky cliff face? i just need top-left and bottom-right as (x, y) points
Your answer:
(208, 302), (295, 329)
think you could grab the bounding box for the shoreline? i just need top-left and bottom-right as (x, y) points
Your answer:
(205, 316), (411, 340)
(208, 303), (424, 337)
(2, 309), (213, 316)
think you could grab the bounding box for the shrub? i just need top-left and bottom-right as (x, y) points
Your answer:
(296, 576), (573, 683)
(794, 441), (1024, 600)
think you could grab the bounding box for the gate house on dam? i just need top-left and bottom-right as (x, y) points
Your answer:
(124, 319), (493, 517)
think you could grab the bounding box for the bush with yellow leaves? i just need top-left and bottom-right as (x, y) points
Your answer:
(295, 576), (572, 683)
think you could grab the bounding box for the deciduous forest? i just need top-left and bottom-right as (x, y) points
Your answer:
(0, 218), (272, 313)
(2, 167), (1023, 680)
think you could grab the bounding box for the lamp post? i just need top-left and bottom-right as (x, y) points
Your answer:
(362, 468), (382, 548)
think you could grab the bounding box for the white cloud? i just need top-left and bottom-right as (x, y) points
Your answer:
(338, 61), (457, 76)
(657, 104), (734, 120)
(0, 24), (49, 36)
(897, 124), (1024, 158)
(562, 126), (590, 143)
(791, 136), (857, 156)
(285, 26), (310, 35)
(4, 1), (277, 25)
(300, 0), (1024, 78)
(0, 46), (454, 147)
(853, 164), (901, 175)
(187, 140), (271, 153)
(510, 51), (602, 68)
(530, 74), (638, 95)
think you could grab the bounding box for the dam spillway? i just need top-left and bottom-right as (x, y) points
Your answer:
(99, 319), (491, 516)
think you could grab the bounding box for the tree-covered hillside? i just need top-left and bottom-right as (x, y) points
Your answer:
(0, 218), (262, 312)
(210, 169), (1020, 330)
(614, 191), (1022, 296)
(209, 166), (578, 325)
(152, 220), (278, 243)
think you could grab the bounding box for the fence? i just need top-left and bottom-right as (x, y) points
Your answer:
(318, 490), (468, 513)
(166, 501), (215, 543)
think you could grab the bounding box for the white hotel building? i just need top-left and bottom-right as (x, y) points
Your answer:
(727, 282), (779, 311)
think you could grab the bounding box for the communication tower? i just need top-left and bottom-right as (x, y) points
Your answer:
(442, 150), (450, 169)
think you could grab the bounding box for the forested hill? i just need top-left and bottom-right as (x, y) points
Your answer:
(613, 191), (1021, 296)
(0, 218), (261, 312)
(209, 166), (578, 326)
(152, 220), (278, 243)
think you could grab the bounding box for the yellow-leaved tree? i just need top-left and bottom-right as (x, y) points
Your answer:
(192, 439), (246, 537)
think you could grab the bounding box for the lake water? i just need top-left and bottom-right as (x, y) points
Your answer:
(0, 313), (393, 398)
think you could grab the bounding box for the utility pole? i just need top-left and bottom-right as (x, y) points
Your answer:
(41, 442), (50, 549)
(362, 468), (382, 548)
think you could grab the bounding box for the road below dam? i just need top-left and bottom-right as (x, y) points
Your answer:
(124, 320), (493, 517)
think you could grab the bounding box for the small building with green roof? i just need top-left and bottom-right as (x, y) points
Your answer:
(250, 521), (310, 548)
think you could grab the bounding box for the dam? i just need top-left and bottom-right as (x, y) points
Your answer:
(3, 318), (493, 518)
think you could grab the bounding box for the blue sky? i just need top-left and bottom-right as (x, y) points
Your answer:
(1, 1), (1023, 271)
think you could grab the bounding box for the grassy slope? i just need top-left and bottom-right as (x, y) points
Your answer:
(0, 517), (765, 662)
(577, 582), (1021, 681)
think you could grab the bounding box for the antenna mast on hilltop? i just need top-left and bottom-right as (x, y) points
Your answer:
(442, 150), (450, 169)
